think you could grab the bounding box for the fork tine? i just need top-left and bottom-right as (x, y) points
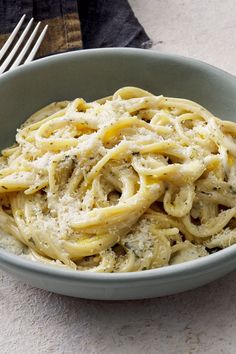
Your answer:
(0, 14), (25, 61)
(0, 17), (34, 74)
(9, 22), (41, 71)
(24, 25), (48, 64)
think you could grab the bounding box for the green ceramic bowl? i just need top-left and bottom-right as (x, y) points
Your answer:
(0, 48), (236, 300)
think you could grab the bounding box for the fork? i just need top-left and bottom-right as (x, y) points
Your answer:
(0, 14), (48, 75)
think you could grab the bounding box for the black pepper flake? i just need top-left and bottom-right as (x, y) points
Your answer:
(28, 237), (36, 246)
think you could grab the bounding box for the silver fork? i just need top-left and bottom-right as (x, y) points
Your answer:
(0, 14), (48, 75)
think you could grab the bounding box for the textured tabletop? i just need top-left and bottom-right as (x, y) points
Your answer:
(1, 1), (236, 353)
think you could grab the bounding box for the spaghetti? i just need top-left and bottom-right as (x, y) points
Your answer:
(0, 86), (236, 272)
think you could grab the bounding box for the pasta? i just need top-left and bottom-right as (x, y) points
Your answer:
(1, 86), (236, 272)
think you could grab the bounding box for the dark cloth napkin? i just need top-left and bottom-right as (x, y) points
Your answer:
(0, 0), (151, 58)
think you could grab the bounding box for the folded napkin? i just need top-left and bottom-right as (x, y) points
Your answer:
(0, 0), (151, 58)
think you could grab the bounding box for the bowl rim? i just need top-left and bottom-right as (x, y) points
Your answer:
(1, 243), (236, 282)
(0, 47), (235, 83)
(0, 47), (236, 282)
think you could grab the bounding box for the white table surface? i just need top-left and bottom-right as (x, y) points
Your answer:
(1, 1), (236, 353)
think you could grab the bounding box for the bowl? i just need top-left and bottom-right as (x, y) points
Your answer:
(0, 48), (236, 300)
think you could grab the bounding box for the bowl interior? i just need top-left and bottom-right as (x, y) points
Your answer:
(0, 48), (236, 150)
